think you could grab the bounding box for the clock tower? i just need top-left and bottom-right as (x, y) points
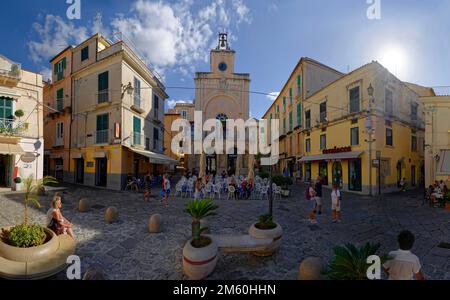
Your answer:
(191, 33), (251, 175)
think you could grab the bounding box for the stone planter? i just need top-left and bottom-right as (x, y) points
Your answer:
(248, 222), (283, 256)
(14, 183), (22, 192)
(0, 227), (58, 262)
(183, 237), (218, 280)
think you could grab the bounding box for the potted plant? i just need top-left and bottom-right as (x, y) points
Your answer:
(272, 175), (293, 197)
(248, 214), (283, 256)
(325, 242), (391, 280)
(0, 176), (58, 264)
(14, 109), (24, 119)
(14, 177), (22, 191)
(182, 199), (219, 280)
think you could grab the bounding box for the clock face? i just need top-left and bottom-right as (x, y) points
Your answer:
(218, 62), (227, 72)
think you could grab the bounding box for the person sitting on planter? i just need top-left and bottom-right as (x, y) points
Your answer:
(46, 193), (75, 239)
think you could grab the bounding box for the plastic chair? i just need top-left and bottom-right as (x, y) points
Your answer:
(228, 185), (236, 200)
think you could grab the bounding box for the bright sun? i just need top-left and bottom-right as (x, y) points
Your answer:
(378, 46), (408, 77)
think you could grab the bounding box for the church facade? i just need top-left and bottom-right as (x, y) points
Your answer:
(189, 33), (251, 176)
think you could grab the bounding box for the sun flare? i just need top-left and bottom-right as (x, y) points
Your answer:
(378, 46), (408, 77)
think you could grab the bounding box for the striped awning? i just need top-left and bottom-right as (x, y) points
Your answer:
(0, 143), (25, 155)
(0, 87), (21, 100)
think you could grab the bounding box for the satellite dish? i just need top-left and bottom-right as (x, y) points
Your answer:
(21, 152), (36, 163)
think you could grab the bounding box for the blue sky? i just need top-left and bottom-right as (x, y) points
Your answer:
(1, 0), (449, 118)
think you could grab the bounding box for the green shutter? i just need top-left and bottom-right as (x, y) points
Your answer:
(0, 97), (13, 119)
(283, 118), (286, 131)
(62, 57), (67, 69)
(98, 72), (109, 91)
(133, 116), (141, 133)
(54, 63), (58, 74)
(297, 103), (301, 126)
(289, 88), (293, 103)
(97, 114), (109, 131)
(289, 111), (293, 130)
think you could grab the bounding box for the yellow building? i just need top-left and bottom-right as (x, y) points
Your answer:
(67, 33), (177, 190)
(420, 95), (450, 187)
(298, 62), (432, 195)
(0, 55), (44, 190)
(262, 57), (344, 175)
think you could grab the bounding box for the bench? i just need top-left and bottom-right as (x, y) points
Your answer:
(0, 235), (76, 280)
(206, 234), (276, 253)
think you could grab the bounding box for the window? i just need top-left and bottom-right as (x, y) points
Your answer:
(385, 88), (393, 115)
(289, 111), (293, 131)
(53, 57), (66, 81)
(153, 128), (160, 150)
(289, 88), (293, 104)
(0, 97), (13, 120)
(305, 138), (311, 152)
(96, 113), (109, 144)
(181, 110), (188, 119)
(145, 137), (150, 150)
(411, 103), (418, 121)
(320, 134), (326, 150)
(411, 135), (417, 152)
(350, 127), (359, 146)
(386, 128), (393, 146)
(56, 122), (64, 146)
(305, 110), (311, 129)
(297, 75), (302, 94)
(56, 88), (64, 111)
(134, 77), (141, 107)
(98, 71), (109, 103)
(283, 117), (286, 133)
(133, 116), (141, 145)
(153, 95), (159, 119)
(349, 86), (360, 113)
(296, 103), (301, 127)
(320, 101), (327, 123)
(81, 46), (89, 61)
(282, 97), (286, 111)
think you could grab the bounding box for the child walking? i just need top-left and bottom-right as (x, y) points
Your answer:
(331, 184), (342, 223)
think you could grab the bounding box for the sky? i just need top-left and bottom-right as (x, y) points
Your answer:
(1, 0), (450, 119)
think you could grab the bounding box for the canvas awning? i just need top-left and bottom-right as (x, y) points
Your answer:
(126, 146), (179, 165)
(437, 150), (450, 175)
(0, 143), (25, 155)
(93, 151), (108, 158)
(298, 151), (363, 163)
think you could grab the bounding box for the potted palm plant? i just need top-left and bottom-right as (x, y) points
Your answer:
(325, 242), (390, 280)
(248, 214), (283, 256)
(182, 199), (219, 280)
(0, 175), (58, 263)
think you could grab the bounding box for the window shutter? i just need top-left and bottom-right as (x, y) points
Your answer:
(62, 57), (67, 69)
(54, 63), (58, 74)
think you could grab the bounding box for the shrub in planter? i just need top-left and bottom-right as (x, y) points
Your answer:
(14, 177), (22, 184)
(325, 242), (391, 280)
(14, 109), (24, 119)
(255, 214), (277, 230)
(184, 199), (218, 247)
(2, 224), (46, 248)
(258, 171), (270, 179)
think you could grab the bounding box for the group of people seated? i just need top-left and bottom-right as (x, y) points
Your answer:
(426, 180), (448, 207)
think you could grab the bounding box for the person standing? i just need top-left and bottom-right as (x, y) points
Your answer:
(143, 171), (153, 202)
(314, 176), (323, 215)
(194, 177), (203, 199)
(306, 182), (317, 224)
(161, 174), (171, 208)
(331, 184), (342, 223)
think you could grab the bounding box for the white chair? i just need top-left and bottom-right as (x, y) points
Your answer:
(227, 185), (236, 200)
(273, 185), (282, 200)
(205, 183), (213, 198)
(253, 183), (262, 200)
(213, 184), (221, 200)
(175, 183), (183, 197)
(260, 185), (269, 200)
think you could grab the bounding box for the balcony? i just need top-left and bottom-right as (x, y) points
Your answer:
(153, 139), (163, 153)
(0, 60), (21, 86)
(0, 118), (28, 137)
(128, 132), (163, 153)
(96, 129), (109, 144)
(97, 90), (110, 104)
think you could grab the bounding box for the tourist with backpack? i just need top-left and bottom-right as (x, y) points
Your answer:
(306, 182), (317, 224)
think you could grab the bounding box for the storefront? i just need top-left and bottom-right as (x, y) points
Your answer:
(299, 147), (363, 193)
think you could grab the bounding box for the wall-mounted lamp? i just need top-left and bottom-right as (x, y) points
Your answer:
(121, 82), (134, 99)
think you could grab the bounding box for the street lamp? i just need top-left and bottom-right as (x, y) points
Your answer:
(366, 84), (374, 196)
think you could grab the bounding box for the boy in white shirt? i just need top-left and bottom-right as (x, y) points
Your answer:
(331, 184), (341, 223)
(383, 230), (425, 280)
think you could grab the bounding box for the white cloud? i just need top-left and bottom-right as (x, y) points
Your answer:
(266, 92), (280, 101)
(28, 14), (88, 63)
(167, 99), (192, 109)
(28, 0), (252, 78)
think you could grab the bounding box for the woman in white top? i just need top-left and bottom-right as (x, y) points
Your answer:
(331, 184), (342, 223)
(47, 193), (75, 239)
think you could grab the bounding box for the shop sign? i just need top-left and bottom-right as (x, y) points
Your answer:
(323, 146), (352, 154)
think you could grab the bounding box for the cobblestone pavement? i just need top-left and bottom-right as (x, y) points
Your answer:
(1, 183), (449, 280)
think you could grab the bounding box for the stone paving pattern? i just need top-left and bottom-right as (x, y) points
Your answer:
(0, 184), (449, 280)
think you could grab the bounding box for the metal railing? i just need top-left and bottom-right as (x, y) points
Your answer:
(0, 118), (27, 136)
(0, 63), (21, 79)
(320, 111), (327, 123)
(96, 129), (109, 144)
(97, 90), (109, 104)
